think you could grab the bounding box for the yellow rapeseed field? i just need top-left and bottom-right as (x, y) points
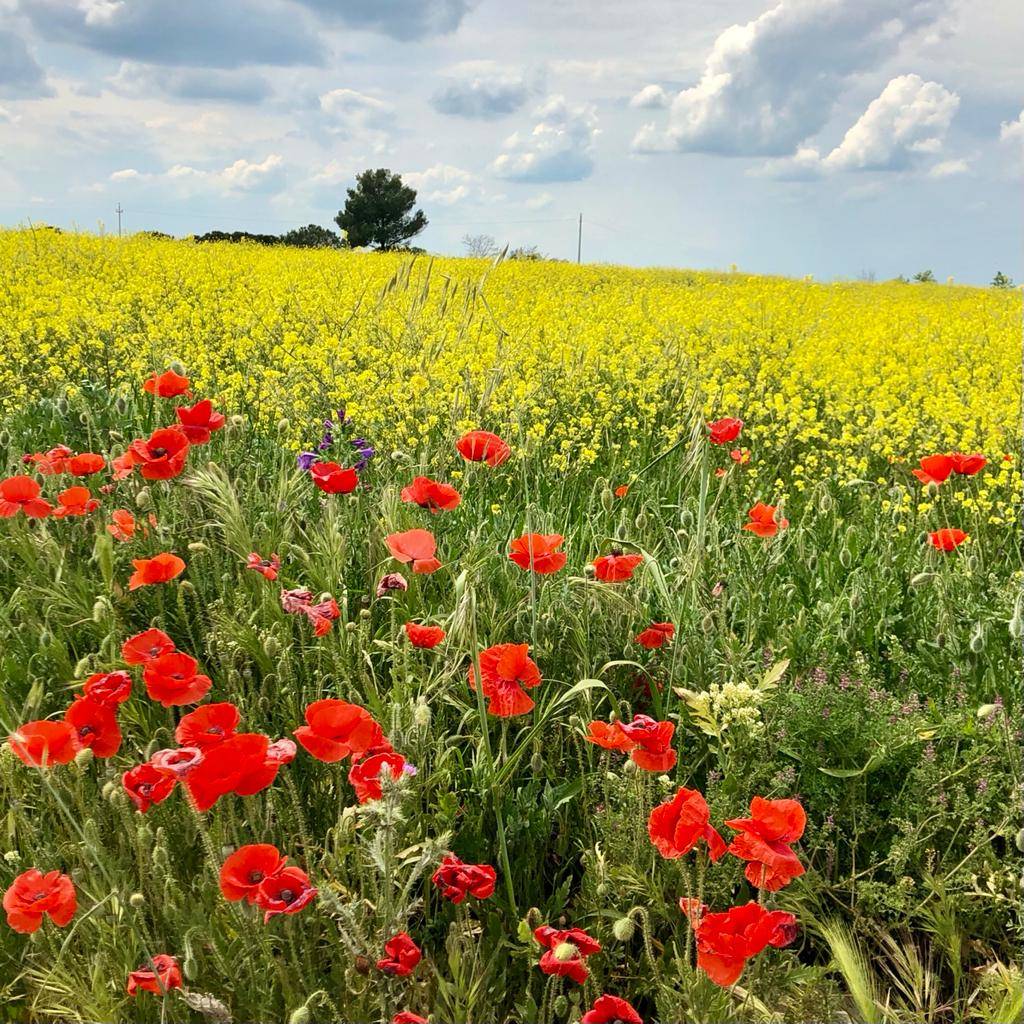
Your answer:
(1, 228), (1019, 519)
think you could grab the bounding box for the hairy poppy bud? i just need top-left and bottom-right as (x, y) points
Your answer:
(926, 481), (940, 498)
(114, 395), (129, 415)
(78, 412), (89, 426)
(354, 954), (372, 976)
(817, 491), (833, 512)
(969, 625), (985, 653)
(1015, 828), (1024, 853)
(93, 532), (113, 585)
(92, 597), (109, 623)
(600, 488), (614, 512)
(73, 748), (94, 769)
(909, 572), (935, 588)
(129, 892), (145, 908)
(414, 699), (432, 730)
(612, 917), (635, 942)
(700, 612), (715, 634)
(57, 397), (70, 415)
(0, 430), (9, 447)
(530, 750), (544, 774)
(849, 590), (862, 609)
(1009, 603), (1023, 639)
(975, 703), (997, 720)
(277, 418), (291, 433)
(345, 621), (357, 633)
(74, 654), (92, 676)
(553, 995), (569, 1016)
(263, 635), (281, 658)
(187, 541), (208, 552)
(967, 555), (980, 572)
(135, 487), (152, 510)
(839, 547), (852, 568)
(102, 781), (118, 801)
(634, 512), (648, 530)
(289, 1009), (312, 1024)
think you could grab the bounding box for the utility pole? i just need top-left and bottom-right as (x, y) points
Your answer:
(116, 203), (123, 238)
(577, 212), (582, 264)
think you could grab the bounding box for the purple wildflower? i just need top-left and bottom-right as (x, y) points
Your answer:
(296, 451), (319, 471)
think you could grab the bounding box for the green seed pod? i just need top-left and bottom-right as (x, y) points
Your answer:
(634, 511), (648, 530)
(74, 654), (92, 677)
(612, 917), (635, 942)
(344, 621), (357, 633)
(553, 995), (568, 1017)
(600, 488), (614, 512)
(277, 418), (291, 433)
(967, 555), (980, 572)
(530, 750), (544, 774)
(288, 1008), (312, 1024)
(839, 547), (852, 568)
(1015, 828), (1024, 853)
(135, 487), (152, 510)
(969, 625), (985, 653)
(128, 892), (145, 908)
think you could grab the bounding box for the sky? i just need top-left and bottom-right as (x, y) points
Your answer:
(0, 0), (1021, 282)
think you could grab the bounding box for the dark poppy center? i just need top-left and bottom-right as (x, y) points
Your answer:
(208, 726), (223, 735)
(279, 888), (296, 903)
(79, 725), (94, 736)
(33, 891), (47, 901)
(248, 870), (264, 884)
(139, 784), (152, 795)
(151, 447), (168, 458)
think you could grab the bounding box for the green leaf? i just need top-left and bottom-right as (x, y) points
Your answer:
(818, 748), (887, 778)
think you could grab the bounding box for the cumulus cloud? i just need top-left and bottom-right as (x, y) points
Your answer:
(319, 88), (394, 138)
(0, 28), (53, 98)
(630, 84), (669, 110)
(928, 158), (970, 178)
(403, 163), (480, 205)
(108, 63), (272, 104)
(632, 0), (949, 156)
(432, 62), (532, 119)
(108, 154), (285, 194)
(491, 96), (599, 183)
(999, 110), (1024, 145)
(290, 0), (474, 39)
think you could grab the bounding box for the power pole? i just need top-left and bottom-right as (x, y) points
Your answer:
(116, 203), (123, 238)
(577, 212), (582, 264)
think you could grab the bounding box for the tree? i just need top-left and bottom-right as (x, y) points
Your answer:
(991, 271), (1015, 289)
(280, 224), (343, 249)
(334, 169), (427, 251)
(912, 269), (936, 283)
(462, 233), (498, 259)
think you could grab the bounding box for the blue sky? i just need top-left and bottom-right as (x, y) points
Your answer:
(0, 0), (1020, 282)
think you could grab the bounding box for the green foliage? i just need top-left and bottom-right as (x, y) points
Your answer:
(335, 169), (428, 251)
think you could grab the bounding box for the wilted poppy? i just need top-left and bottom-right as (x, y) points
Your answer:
(695, 901), (797, 987)
(456, 430), (510, 467)
(128, 552), (185, 591)
(929, 528), (968, 551)
(376, 572), (408, 596)
(129, 427), (190, 481)
(431, 854), (497, 904)
(386, 529), (442, 574)
(67, 452), (105, 476)
(401, 476), (461, 512)
(582, 995), (643, 1024)
(508, 533), (567, 574)
(246, 552), (281, 580)
(469, 643), (541, 717)
(52, 486), (100, 518)
(127, 953), (183, 996)
(730, 448), (751, 465)
(585, 720), (635, 752)
(725, 796), (806, 891)
(175, 399), (226, 444)
(707, 417), (743, 444)
(534, 925), (601, 985)
(648, 787), (727, 861)
(122, 628), (176, 664)
(593, 552), (643, 582)
(65, 697), (121, 758)
(294, 699), (384, 763)
(3, 869), (76, 934)
(108, 509), (138, 542)
(635, 622), (674, 649)
(256, 865), (317, 923)
(348, 750), (408, 803)
(912, 454), (954, 486)
(619, 715), (676, 771)
(377, 932), (422, 976)
(0, 476), (52, 519)
(82, 669), (132, 705)
(8, 720), (81, 767)
(122, 762), (177, 813)
(149, 747), (204, 778)
(310, 462), (359, 494)
(280, 588), (340, 635)
(175, 702), (240, 749)
(405, 621), (446, 648)
(220, 844), (287, 903)
(141, 651), (212, 707)
(742, 503), (788, 538)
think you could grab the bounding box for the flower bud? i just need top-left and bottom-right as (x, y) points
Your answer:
(129, 892), (146, 908)
(73, 748), (94, 770)
(612, 917), (635, 942)
(969, 625), (985, 653)
(135, 487), (152, 510)
(553, 995), (569, 1016)
(289, 1008), (312, 1024)
(600, 488), (614, 512)
(530, 750), (544, 774)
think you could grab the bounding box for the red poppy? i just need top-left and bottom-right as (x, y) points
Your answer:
(950, 452), (986, 475)
(143, 369), (190, 397)
(52, 486), (100, 518)
(593, 552), (643, 582)
(456, 430), (510, 467)
(929, 528), (968, 552)
(294, 699), (385, 762)
(23, 444), (72, 475)
(405, 621), (446, 648)
(730, 448), (751, 465)
(184, 733), (274, 812)
(246, 552), (281, 580)
(679, 897), (707, 930)
(534, 925), (601, 985)
(707, 417), (743, 444)
(255, 865), (317, 922)
(585, 720), (635, 752)
(431, 854), (497, 904)
(725, 796), (805, 891)
(175, 702), (240, 749)
(107, 509), (138, 542)
(233, 736), (296, 799)
(128, 552), (186, 591)
(742, 503), (788, 538)
(129, 427), (190, 481)
(64, 697), (121, 758)
(127, 953), (183, 996)
(469, 643), (541, 717)
(508, 533), (567, 574)
(582, 995), (643, 1024)
(377, 572), (408, 596)
(122, 762), (178, 812)
(175, 398), (226, 444)
(310, 462), (359, 494)
(0, 476), (52, 518)
(614, 484), (630, 498)
(635, 622), (675, 649)
(111, 452), (136, 480)
(149, 747), (204, 778)
(401, 475), (461, 512)
(648, 787), (727, 861)
(912, 454), (954, 485)
(122, 627), (176, 664)
(67, 452), (105, 476)
(82, 669), (132, 705)
(377, 932), (422, 976)
(8, 720), (81, 767)
(220, 844), (287, 903)
(384, 528), (441, 574)
(142, 651), (212, 707)
(3, 869), (76, 934)
(695, 901), (797, 987)
(349, 750), (408, 803)
(619, 715), (676, 771)
(393, 1013), (428, 1024)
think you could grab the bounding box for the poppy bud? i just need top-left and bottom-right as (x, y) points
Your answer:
(277, 418), (291, 433)
(818, 491), (833, 512)
(92, 597), (109, 623)
(806, 554), (818, 572)
(57, 397), (70, 414)
(584, 564), (595, 577)
(102, 781), (118, 801)
(553, 995), (569, 1016)
(967, 555), (980, 572)
(600, 488), (614, 512)
(612, 916), (635, 942)
(74, 654), (92, 676)
(188, 541), (209, 552)
(839, 547), (852, 568)
(0, 430), (8, 447)
(229, 414), (245, 429)
(530, 750), (544, 774)
(969, 626), (985, 653)
(263, 635), (281, 658)
(129, 892), (145, 908)
(289, 1009), (312, 1024)
(926, 482), (940, 498)
(634, 512), (648, 530)
(849, 591), (862, 609)
(93, 532), (114, 586)
(674, 528), (687, 539)
(345, 622), (357, 633)
(74, 748), (94, 769)
(354, 954), (372, 976)
(679, 509), (693, 527)
(78, 412), (89, 426)
(700, 612), (715, 634)
(975, 703), (997, 720)
(135, 487), (152, 510)
(1015, 828), (1024, 853)
(413, 699), (432, 730)
(936, 632), (946, 648)
(622, 758), (638, 775)
(114, 395), (129, 415)
(360, 608), (371, 619)
(183, 956), (198, 980)
(909, 572), (935, 588)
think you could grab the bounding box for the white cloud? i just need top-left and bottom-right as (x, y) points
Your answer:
(999, 110), (1024, 145)
(403, 163), (480, 204)
(525, 191), (554, 209)
(432, 61), (532, 119)
(632, 0), (949, 156)
(630, 84), (669, 109)
(927, 158), (970, 178)
(107, 154), (284, 194)
(491, 95), (599, 183)
(319, 88), (394, 139)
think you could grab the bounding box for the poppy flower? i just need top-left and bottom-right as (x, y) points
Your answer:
(929, 528), (968, 552)
(149, 746), (204, 778)
(220, 844), (287, 903)
(950, 452), (986, 476)
(742, 503), (788, 538)
(508, 533), (567, 574)
(246, 552), (281, 580)
(184, 733), (274, 812)
(582, 995), (643, 1024)
(127, 953), (183, 996)
(635, 622), (675, 649)
(401, 475), (461, 513)
(82, 669), (132, 705)
(534, 926), (601, 985)
(614, 484), (630, 498)
(67, 452), (105, 476)
(107, 509), (138, 542)
(141, 651), (212, 707)
(111, 452), (136, 480)
(0, 476), (52, 519)
(585, 720), (635, 752)
(456, 430), (510, 467)
(377, 572), (408, 596)
(294, 699), (385, 762)
(725, 796), (806, 891)
(405, 621), (446, 648)
(707, 417), (743, 444)
(377, 932), (422, 976)
(23, 444), (72, 475)
(7, 720), (81, 767)
(619, 715), (677, 771)
(310, 462), (359, 494)
(64, 697), (121, 758)
(52, 486), (100, 518)
(233, 737), (296, 799)
(143, 369), (190, 397)
(128, 552), (186, 591)
(695, 901), (797, 987)
(348, 750), (408, 803)
(730, 448), (751, 465)
(174, 702), (239, 750)
(912, 454), (954, 485)
(431, 854), (497, 904)
(121, 627), (176, 664)
(648, 787), (727, 861)
(255, 865), (318, 923)
(280, 588), (341, 635)
(469, 643), (542, 717)
(593, 552), (643, 582)
(129, 427), (190, 481)
(3, 869), (77, 934)
(175, 398), (226, 444)
(122, 762), (178, 812)
(679, 897), (708, 930)
(386, 529), (442, 574)
(393, 1013), (428, 1024)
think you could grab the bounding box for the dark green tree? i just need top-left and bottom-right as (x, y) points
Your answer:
(991, 271), (1015, 289)
(334, 169), (427, 251)
(912, 269), (936, 283)
(280, 223), (343, 249)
